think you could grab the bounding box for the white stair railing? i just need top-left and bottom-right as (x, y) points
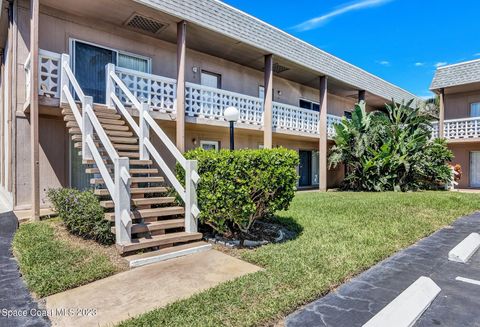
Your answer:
(106, 63), (200, 233)
(59, 55), (132, 245)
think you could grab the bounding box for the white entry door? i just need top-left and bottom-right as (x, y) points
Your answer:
(470, 152), (480, 187)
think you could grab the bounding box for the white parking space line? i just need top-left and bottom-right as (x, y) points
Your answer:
(455, 276), (480, 286)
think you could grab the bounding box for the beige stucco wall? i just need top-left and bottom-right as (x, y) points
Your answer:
(10, 3), (363, 208)
(32, 6), (356, 115)
(448, 142), (480, 189)
(445, 90), (480, 120)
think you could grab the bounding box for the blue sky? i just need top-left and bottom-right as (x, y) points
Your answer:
(221, 0), (480, 98)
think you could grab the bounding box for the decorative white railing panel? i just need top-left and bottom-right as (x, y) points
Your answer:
(444, 117), (480, 139)
(185, 83), (264, 125)
(272, 103), (317, 134)
(35, 50), (344, 138)
(38, 49), (61, 98)
(327, 114), (342, 138)
(115, 67), (176, 113)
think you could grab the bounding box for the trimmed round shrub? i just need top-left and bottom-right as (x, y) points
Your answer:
(47, 188), (114, 245)
(177, 147), (299, 239)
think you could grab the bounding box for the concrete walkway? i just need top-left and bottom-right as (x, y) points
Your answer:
(0, 211), (50, 327)
(45, 249), (261, 327)
(286, 212), (480, 327)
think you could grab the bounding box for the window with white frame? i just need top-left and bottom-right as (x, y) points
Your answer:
(201, 71), (221, 88)
(200, 140), (220, 151)
(470, 103), (480, 117)
(259, 86), (265, 99)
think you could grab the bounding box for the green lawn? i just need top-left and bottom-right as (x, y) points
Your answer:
(13, 219), (125, 298)
(119, 191), (480, 327)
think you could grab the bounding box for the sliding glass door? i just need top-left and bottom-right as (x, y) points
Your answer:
(74, 42), (116, 104)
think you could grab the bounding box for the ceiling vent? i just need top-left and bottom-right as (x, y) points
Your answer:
(125, 13), (168, 35)
(272, 63), (290, 74)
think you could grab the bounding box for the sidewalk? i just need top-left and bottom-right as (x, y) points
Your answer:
(0, 211), (50, 327)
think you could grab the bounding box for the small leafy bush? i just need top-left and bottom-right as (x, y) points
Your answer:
(47, 188), (114, 245)
(177, 148), (299, 240)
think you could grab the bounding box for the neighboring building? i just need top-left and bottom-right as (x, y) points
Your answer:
(431, 59), (480, 189)
(0, 0), (417, 256)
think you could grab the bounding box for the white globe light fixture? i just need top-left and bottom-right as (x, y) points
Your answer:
(224, 106), (240, 122)
(224, 106), (239, 150)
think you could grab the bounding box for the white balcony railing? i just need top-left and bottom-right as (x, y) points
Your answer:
(185, 83), (264, 126)
(38, 49), (61, 98)
(431, 118), (480, 140)
(115, 66), (176, 113)
(34, 49), (344, 138)
(443, 117), (480, 139)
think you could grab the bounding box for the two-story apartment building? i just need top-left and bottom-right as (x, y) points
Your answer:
(431, 59), (480, 189)
(0, 0), (417, 256)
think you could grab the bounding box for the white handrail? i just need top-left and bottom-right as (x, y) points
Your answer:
(62, 61), (86, 105)
(107, 64), (200, 233)
(60, 54), (132, 245)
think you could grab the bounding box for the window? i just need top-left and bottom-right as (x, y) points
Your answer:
(118, 53), (149, 73)
(299, 99), (320, 112)
(259, 86), (265, 99)
(471, 103), (480, 117)
(200, 140), (219, 151)
(201, 71), (221, 88)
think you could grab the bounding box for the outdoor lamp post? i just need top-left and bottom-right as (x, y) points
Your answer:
(224, 106), (239, 150)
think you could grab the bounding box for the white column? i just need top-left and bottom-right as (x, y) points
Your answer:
(105, 63), (115, 108)
(114, 157), (131, 246)
(139, 103), (150, 160)
(82, 96), (93, 160)
(184, 160), (198, 233)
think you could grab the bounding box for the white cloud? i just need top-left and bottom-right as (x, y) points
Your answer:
(414, 62), (424, 67)
(377, 60), (390, 66)
(291, 0), (394, 31)
(474, 53), (480, 57)
(435, 62), (447, 68)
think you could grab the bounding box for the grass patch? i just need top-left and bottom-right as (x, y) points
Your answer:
(13, 219), (126, 298)
(118, 191), (480, 327)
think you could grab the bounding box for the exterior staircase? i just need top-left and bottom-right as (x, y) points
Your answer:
(62, 103), (203, 255)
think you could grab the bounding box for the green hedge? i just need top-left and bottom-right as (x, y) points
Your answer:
(47, 188), (114, 245)
(177, 148), (299, 238)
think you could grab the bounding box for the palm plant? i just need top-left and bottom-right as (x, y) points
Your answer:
(329, 100), (452, 191)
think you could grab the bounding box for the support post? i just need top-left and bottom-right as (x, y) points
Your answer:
(263, 54), (273, 149)
(229, 121), (235, 150)
(358, 90), (366, 102)
(176, 21), (187, 152)
(82, 96), (93, 160)
(139, 103), (150, 160)
(319, 76), (328, 192)
(185, 160), (198, 233)
(30, 0), (39, 220)
(60, 54), (70, 104)
(439, 88), (445, 138)
(114, 157), (131, 245)
(105, 63), (115, 108)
